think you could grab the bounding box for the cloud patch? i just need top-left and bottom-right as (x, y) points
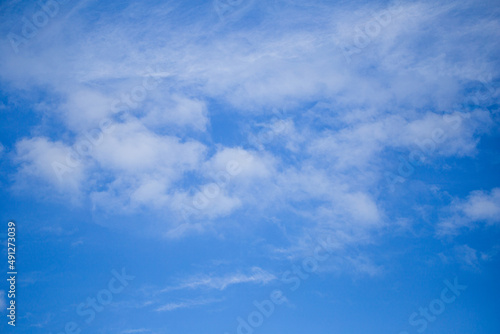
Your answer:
(439, 188), (500, 236)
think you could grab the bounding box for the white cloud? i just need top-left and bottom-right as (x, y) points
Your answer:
(155, 298), (222, 312)
(342, 192), (381, 224)
(85, 119), (208, 212)
(3, 0), (499, 246)
(14, 137), (85, 193)
(3, 1), (496, 113)
(440, 244), (497, 270)
(160, 267), (276, 293)
(438, 188), (500, 236)
(61, 89), (116, 131)
(453, 245), (481, 270)
(178, 189), (242, 220)
(274, 165), (382, 226)
(205, 147), (275, 181)
(397, 110), (492, 158)
(307, 110), (491, 171)
(462, 188), (500, 223)
(142, 94), (209, 131)
(92, 120), (206, 174)
(162, 222), (205, 239)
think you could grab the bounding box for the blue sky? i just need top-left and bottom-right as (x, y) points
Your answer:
(0, 0), (499, 333)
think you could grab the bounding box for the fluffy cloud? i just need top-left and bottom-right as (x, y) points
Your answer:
(141, 94), (209, 131)
(3, 0), (499, 245)
(91, 120), (206, 174)
(461, 188), (500, 223)
(61, 89), (117, 131)
(438, 188), (500, 236)
(307, 110), (491, 171)
(205, 147), (275, 181)
(14, 137), (86, 192)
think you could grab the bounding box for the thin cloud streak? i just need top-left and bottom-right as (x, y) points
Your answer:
(159, 267), (276, 293)
(155, 298), (223, 312)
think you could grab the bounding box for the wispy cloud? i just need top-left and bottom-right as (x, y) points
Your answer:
(0, 0), (499, 332)
(155, 298), (223, 312)
(438, 188), (500, 236)
(160, 267), (276, 293)
(2, 1), (498, 247)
